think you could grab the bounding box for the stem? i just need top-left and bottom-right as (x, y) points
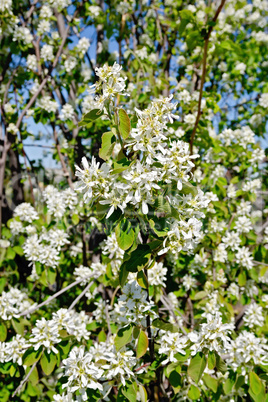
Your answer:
(68, 281), (93, 311)
(21, 275), (95, 317)
(189, 0), (227, 154)
(12, 357), (41, 398)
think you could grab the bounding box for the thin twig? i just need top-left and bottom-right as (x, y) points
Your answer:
(189, 0), (226, 154)
(12, 358), (40, 397)
(160, 295), (187, 335)
(21, 275), (94, 317)
(68, 281), (93, 311)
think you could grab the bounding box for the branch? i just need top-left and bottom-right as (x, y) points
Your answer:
(12, 358), (40, 398)
(20, 275), (95, 317)
(189, 0), (226, 154)
(68, 281), (93, 311)
(52, 124), (73, 189)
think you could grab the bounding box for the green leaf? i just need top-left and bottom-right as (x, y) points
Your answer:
(154, 195), (171, 215)
(250, 372), (262, 395)
(203, 373), (218, 393)
(133, 326), (140, 340)
(111, 158), (132, 175)
(238, 271), (247, 286)
(78, 109), (104, 126)
(118, 109), (131, 140)
(235, 375), (245, 390)
(121, 244), (151, 273)
(188, 352), (207, 383)
(99, 132), (116, 160)
(28, 365), (39, 386)
(249, 372), (266, 402)
(115, 219), (135, 251)
(223, 377), (235, 395)
(23, 347), (43, 367)
(215, 353), (227, 373)
(71, 214), (80, 225)
(11, 317), (25, 335)
(191, 291), (207, 300)
(137, 270), (148, 289)
(207, 351), (216, 370)
(0, 322), (7, 341)
(13, 246), (24, 256)
(115, 325), (133, 351)
(98, 330), (107, 342)
(138, 384), (147, 402)
(9, 364), (16, 377)
(136, 330), (148, 358)
(121, 380), (137, 402)
(6, 247), (16, 260)
(119, 264), (129, 287)
(40, 351), (57, 375)
(169, 370), (182, 388)
(46, 267), (56, 285)
(188, 384), (201, 400)
(149, 217), (169, 237)
(152, 319), (179, 333)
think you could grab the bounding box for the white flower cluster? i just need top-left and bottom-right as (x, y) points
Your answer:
(61, 340), (138, 400)
(219, 126), (255, 148)
(48, 0), (71, 10)
(38, 96), (58, 113)
(59, 104), (75, 121)
(40, 44), (54, 62)
(91, 62), (128, 109)
(27, 54), (38, 71)
(13, 202), (39, 222)
(0, 335), (30, 366)
(13, 26), (33, 45)
(189, 313), (234, 354)
(226, 331), (268, 370)
(28, 309), (92, 355)
(76, 37), (90, 57)
(76, 76), (209, 255)
(23, 228), (69, 269)
(0, 288), (34, 320)
(43, 185), (78, 218)
(64, 56), (77, 73)
(113, 281), (157, 326)
(158, 331), (188, 365)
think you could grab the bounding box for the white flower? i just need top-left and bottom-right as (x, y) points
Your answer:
(60, 104), (75, 120)
(40, 5), (53, 18)
(148, 262), (167, 286)
(259, 93), (268, 108)
(62, 346), (103, 394)
(48, 0), (71, 10)
(14, 203), (39, 222)
(235, 246), (253, 269)
(222, 231), (241, 251)
(189, 313), (234, 354)
(37, 20), (50, 34)
(27, 54), (37, 71)
(41, 44), (54, 62)
(7, 123), (19, 135)
(244, 304), (265, 328)
(235, 62), (246, 74)
(38, 96), (58, 113)
(13, 26), (33, 45)
(214, 244), (228, 263)
(234, 216), (253, 234)
(184, 113), (196, 126)
(158, 331), (188, 365)
(64, 56), (77, 73)
(76, 37), (90, 56)
(182, 274), (197, 291)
